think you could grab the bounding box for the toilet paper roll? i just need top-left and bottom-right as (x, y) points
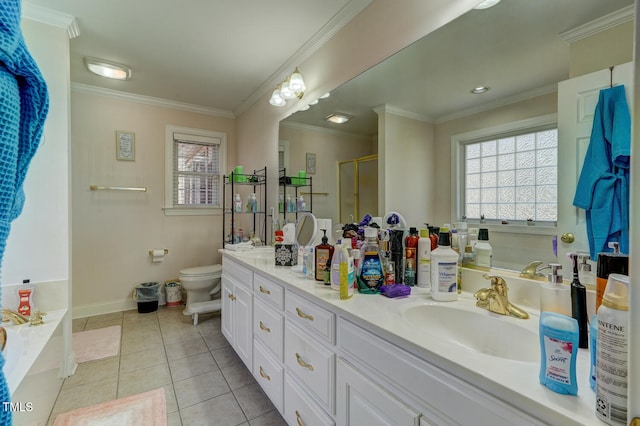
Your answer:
(151, 249), (165, 263)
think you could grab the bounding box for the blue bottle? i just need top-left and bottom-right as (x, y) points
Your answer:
(539, 312), (579, 395)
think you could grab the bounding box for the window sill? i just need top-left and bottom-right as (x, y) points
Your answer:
(163, 207), (222, 216)
(464, 222), (557, 236)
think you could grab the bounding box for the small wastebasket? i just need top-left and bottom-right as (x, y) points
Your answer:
(165, 280), (182, 308)
(134, 282), (160, 313)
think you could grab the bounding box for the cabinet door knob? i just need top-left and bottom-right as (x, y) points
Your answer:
(295, 410), (305, 426)
(259, 321), (271, 333)
(295, 353), (314, 371)
(295, 307), (314, 321)
(259, 366), (270, 381)
(259, 286), (271, 295)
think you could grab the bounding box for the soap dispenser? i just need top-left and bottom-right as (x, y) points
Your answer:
(540, 263), (571, 316)
(314, 229), (334, 282)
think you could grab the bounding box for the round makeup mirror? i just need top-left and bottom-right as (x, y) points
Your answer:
(295, 212), (318, 247)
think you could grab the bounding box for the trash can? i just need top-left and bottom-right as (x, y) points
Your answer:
(165, 280), (182, 308)
(134, 282), (160, 313)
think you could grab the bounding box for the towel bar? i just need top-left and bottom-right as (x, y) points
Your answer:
(90, 185), (147, 192)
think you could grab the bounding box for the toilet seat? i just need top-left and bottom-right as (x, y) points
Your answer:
(179, 264), (222, 278)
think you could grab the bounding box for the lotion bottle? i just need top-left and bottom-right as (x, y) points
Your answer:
(314, 229), (334, 282)
(430, 227), (458, 301)
(596, 273), (629, 425)
(416, 228), (431, 289)
(473, 228), (492, 268)
(540, 263), (571, 316)
(339, 244), (354, 300)
(330, 239), (343, 291)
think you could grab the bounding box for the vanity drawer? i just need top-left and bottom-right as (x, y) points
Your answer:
(285, 291), (335, 344)
(222, 257), (253, 289)
(253, 340), (283, 413)
(285, 322), (335, 414)
(253, 298), (284, 361)
(284, 373), (334, 426)
(253, 273), (284, 310)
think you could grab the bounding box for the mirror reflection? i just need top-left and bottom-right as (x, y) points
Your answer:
(279, 0), (633, 271)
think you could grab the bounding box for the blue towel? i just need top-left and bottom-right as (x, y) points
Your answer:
(573, 85), (630, 259)
(0, 1), (49, 422)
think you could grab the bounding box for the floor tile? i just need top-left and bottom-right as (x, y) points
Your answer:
(167, 410), (183, 426)
(173, 370), (230, 409)
(120, 330), (164, 354)
(169, 351), (218, 382)
(119, 347), (167, 374)
(221, 362), (256, 390)
(62, 357), (119, 389)
(164, 335), (208, 361)
(83, 318), (123, 331)
(163, 384), (179, 414)
(49, 377), (118, 421)
(234, 383), (277, 420)
(85, 311), (123, 324)
(179, 392), (246, 426)
(212, 345), (243, 368)
(161, 325), (203, 342)
(117, 363), (172, 398)
(202, 329), (230, 351)
(249, 410), (287, 426)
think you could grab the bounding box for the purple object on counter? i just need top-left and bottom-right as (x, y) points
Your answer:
(379, 284), (411, 298)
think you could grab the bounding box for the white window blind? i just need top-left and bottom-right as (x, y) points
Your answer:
(165, 126), (226, 214)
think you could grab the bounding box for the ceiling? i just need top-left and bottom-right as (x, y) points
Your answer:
(283, 0), (634, 136)
(23, 0), (371, 116)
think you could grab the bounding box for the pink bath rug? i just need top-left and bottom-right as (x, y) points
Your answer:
(53, 388), (166, 425)
(73, 325), (121, 363)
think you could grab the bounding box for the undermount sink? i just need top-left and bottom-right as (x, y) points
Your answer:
(403, 303), (539, 362)
(229, 247), (274, 259)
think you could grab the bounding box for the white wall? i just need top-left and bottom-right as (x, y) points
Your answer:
(3, 19), (70, 289)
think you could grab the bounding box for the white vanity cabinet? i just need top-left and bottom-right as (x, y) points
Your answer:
(221, 258), (253, 369)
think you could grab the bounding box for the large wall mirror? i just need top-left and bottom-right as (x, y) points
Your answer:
(279, 0), (633, 271)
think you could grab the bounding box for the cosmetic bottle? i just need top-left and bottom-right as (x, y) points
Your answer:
(234, 194), (242, 213)
(416, 228), (431, 289)
(596, 273), (629, 425)
(595, 243), (628, 313)
(314, 229), (334, 282)
(473, 228), (492, 269)
(404, 227), (419, 285)
(540, 263), (571, 316)
(569, 253), (588, 348)
(357, 227), (384, 294)
(297, 194), (306, 212)
(339, 244), (354, 300)
(330, 239), (343, 292)
(430, 227), (459, 301)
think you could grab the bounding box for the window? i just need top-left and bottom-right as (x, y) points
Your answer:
(165, 126), (226, 215)
(452, 114), (557, 225)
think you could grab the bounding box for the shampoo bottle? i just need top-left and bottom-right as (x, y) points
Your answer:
(540, 263), (571, 316)
(430, 227), (458, 301)
(315, 229), (334, 282)
(330, 239), (343, 291)
(539, 311), (579, 395)
(404, 227), (419, 285)
(569, 253), (588, 348)
(234, 194), (242, 213)
(339, 244), (354, 300)
(596, 273), (629, 425)
(417, 228), (431, 289)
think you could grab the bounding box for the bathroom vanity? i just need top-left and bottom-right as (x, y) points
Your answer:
(221, 249), (603, 425)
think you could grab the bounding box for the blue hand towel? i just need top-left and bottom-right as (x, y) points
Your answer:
(573, 85), (630, 259)
(0, 1), (49, 421)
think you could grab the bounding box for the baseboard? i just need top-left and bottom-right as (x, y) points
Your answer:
(72, 299), (137, 319)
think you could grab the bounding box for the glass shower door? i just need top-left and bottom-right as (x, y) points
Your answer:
(339, 154), (378, 224)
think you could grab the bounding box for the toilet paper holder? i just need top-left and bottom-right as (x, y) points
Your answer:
(149, 249), (169, 256)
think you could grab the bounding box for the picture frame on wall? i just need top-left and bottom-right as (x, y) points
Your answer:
(306, 152), (316, 174)
(116, 130), (135, 161)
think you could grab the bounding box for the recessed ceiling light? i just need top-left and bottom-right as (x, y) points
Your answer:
(470, 86), (490, 94)
(474, 0), (501, 9)
(84, 57), (131, 80)
(325, 113), (351, 124)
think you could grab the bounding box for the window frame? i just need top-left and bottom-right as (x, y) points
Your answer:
(164, 125), (226, 216)
(450, 113), (558, 234)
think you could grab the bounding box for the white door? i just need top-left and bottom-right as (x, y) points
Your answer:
(557, 62), (632, 273)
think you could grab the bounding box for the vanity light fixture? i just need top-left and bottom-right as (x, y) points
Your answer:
(474, 0), (501, 9)
(269, 68), (306, 107)
(471, 86), (490, 94)
(83, 57), (131, 80)
(325, 113), (351, 124)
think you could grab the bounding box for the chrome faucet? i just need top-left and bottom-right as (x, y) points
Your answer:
(473, 275), (530, 319)
(2, 309), (29, 325)
(519, 260), (547, 280)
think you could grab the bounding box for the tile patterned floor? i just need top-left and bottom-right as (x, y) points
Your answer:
(47, 306), (287, 426)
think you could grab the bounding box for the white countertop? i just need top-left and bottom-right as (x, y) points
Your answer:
(222, 249), (604, 426)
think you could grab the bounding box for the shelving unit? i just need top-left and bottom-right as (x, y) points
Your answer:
(279, 168), (312, 224)
(223, 167), (267, 247)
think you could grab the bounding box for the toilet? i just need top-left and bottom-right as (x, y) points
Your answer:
(178, 264), (222, 322)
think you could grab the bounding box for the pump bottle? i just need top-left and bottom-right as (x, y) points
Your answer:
(539, 263), (571, 316)
(430, 227), (459, 301)
(314, 229), (334, 282)
(417, 228), (431, 289)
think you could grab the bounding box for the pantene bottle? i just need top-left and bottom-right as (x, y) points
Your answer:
(430, 227), (458, 301)
(596, 273), (629, 425)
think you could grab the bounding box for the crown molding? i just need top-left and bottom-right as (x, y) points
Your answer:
(72, 83), (235, 118)
(434, 83), (558, 124)
(234, 0), (373, 116)
(373, 104), (433, 123)
(559, 5), (634, 44)
(22, 2), (79, 39)
(280, 120), (372, 141)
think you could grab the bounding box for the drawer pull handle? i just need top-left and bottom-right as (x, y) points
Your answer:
(295, 353), (314, 371)
(259, 321), (271, 333)
(295, 410), (305, 426)
(259, 366), (270, 381)
(259, 286), (271, 295)
(228, 293), (236, 301)
(296, 307), (314, 321)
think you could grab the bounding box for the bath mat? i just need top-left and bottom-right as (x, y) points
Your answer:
(53, 388), (166, 426)
(73, 325), (121, 363)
